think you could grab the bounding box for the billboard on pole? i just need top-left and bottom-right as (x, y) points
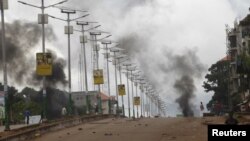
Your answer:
(93, 69), (104, 84)
(36, 53), (52, 76)
(118, 84), (126, 96)
(134, 96), (140, 105)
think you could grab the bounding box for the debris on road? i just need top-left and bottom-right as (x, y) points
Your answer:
(78, 128), (82, 131)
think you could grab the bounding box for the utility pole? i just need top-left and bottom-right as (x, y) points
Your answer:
(135, 82), (139, 118)
(133, 73), (140, 118)
(145, 86), (149, 117)
(123, 63), (132, 118)
(76, 21), (100, 114)
(91, 32), (102, 114)
(1, 0), (9, 131)
(110, 48), (120, 116)
(89, 32), (111, 114)
(116, 55), (127, 117)
(130, 70), (135, 118)
(138, 80), (145, 117)
(49, 8), (89, 115)
(102, 41), (112, 114)
(18, 0), (67, 120)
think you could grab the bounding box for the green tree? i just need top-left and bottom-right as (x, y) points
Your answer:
(12, 100), (42, 123)
(0, 83), (20, 122)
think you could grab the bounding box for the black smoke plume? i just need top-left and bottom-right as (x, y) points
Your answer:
(0, 20), (57, 85)
(118, 33), (205, 116)
(0, 20), (69, 119)
(168, 50), (205, 117)
(174, 75), (195, 117)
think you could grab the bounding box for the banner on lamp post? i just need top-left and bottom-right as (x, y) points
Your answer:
(36, 53), (52, 76)
(93, 69), (104, 84)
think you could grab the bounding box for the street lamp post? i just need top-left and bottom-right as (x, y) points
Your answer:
(135, 81), (139, 118)
(75, 21), (100, 114)
(18, 0), (67, 120)
(1, 0), (9, 131)
(91, 32), (101, 114)
(148, 92), (151, 117)
(89, 32), (111, 114)
(64, 10), (75, 116)
(149, 94), (152, 116)
(102, 41), (112, 114)
(130, 70), (135, 118)
(142, 83), (146, 117)
(123, 63), (131, 118)
(116, 54), (127, 117)
(78, 54), (83, 91)
(49, 8), (89, 115)
(138, 79), (145, 117)
(156, 93), (160, 116)
(145, 86), (149, 117)
(110, 48), (120, 116)
(133, 73), (140, 118)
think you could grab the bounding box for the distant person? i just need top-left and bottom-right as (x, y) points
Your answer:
(225, 112), (239, 125)
(200, 102), (204, 117)
(95, 104), (98, 115)
(24, 109), (31, 125)
(61, 107), (67, 117)
(39, 110), (44, 124)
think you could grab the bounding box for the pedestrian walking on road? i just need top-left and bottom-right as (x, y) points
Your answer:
(95, 103), (98, 115)
(61, 107), (67, 117)
(24, 109), (30, 125)
(200, 102), (204, 117)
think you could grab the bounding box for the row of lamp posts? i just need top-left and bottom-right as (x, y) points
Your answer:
(0, 0), (166, 131)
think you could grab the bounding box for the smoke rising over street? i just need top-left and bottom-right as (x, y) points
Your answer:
(118, 33), (206, 116)
(0, 20), (67, 88)
(5, 0), (249, 116)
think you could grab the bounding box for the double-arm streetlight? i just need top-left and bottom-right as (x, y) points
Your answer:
(18, 0), (68, 120)
(128, 66), (137, 118)
(110, 46), (127, 116)
(129, 73), (135, 118)
(149, 91), (156, 116)
(144, 85), (150, 117)
(110, 46), (122, 116)
(74, 21), (100, 114)
(101, 40), (112, 114)
(147, 87), (154, 117)
(123, 63), (132, 118)
(49, 7), (89, 115)
(114, 53), (127, 117)
(133, 72), (141, 118)
(139, 81), (146, 117)
(18, 0), (68, 54)
(89, 32), (111, 114)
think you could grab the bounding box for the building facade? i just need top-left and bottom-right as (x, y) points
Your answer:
(227, 12), (250, 112)
(71, 91), (117, 114)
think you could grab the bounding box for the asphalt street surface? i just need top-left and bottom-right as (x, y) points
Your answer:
(34, 117), (223, 141)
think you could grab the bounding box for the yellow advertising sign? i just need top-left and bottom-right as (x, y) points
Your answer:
(36, 53), (52, 76)
(118, 84), (126, 96)
(93, 69), (104, 84)
(134, 97), (140, 105)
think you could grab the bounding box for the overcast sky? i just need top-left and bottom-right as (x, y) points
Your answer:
(3, 0), (250, 116)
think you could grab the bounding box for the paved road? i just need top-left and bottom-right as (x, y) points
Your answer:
(34, 117), (222, 141)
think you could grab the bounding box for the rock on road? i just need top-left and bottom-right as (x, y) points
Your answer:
(34, 117), (222, 141)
